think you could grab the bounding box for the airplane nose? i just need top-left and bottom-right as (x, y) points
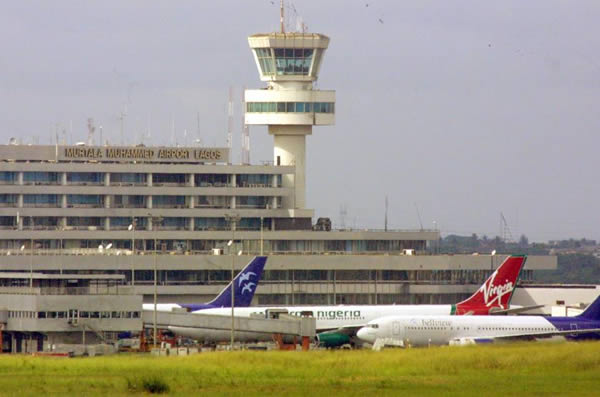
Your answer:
(357, 327), (375, 343)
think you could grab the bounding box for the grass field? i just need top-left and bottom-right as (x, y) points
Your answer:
(0, 342), (599, 396)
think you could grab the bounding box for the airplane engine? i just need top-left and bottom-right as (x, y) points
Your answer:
(316, 332), (351, 348)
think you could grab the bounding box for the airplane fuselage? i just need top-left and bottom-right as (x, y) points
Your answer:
(357, 315), (600, 347)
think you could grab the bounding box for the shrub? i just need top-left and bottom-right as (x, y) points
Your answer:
(127, 375), (170, 394)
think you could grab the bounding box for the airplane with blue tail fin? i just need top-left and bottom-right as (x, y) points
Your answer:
(142, 256), (267, 312)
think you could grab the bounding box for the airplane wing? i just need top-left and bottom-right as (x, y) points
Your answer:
(318, 324), (365, 336)
(489, 305), (545, 315)
(465, 328), (600, 343)
(316, 325), (368, 347)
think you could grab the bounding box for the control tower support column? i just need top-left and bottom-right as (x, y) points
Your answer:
(270, 125), (310, 209)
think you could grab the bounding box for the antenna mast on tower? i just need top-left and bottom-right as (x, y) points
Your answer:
(384, 195), (388, 232)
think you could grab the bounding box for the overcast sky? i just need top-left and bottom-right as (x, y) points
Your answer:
(1, 1), (599, 242)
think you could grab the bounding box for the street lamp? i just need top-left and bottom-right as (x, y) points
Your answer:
(224, 213), (241, 350)
(20, 244), (33, 292)
(491, 250), (497, 271)
(97, 242), (113, 254)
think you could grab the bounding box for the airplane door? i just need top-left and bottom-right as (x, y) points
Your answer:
(392, 321), (405, 340)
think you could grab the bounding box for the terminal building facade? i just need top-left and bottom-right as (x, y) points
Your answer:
(0, 30), (556, 307)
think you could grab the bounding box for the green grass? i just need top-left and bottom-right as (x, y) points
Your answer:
(0, 342), (599, 396)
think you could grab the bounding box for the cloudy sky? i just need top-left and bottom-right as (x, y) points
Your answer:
(1, 1), (599, 242)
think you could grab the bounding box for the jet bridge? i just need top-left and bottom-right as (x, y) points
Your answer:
(141, 309), (316, 346)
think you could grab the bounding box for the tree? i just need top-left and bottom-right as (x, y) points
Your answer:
(519, 234), (529, 248)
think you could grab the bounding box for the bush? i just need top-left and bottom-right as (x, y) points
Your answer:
(127, 375), (170, 394)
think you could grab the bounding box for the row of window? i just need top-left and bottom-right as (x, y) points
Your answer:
(255, 48), (315, 59)
(247, 102), (334, 114)
(0, 173), (281, 185)
(255, 48), (316, 76)
(0, 195), (274, 208)
(256, 292), (472, 306)
(477, 326), (553, 332)
(0, 216), (271, 230)
(8, 310), (140, 319)
(0, 232), (432, 254)
(401, 325), (555, 332)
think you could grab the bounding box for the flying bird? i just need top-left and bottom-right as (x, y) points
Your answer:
(378, 18), (384, 24)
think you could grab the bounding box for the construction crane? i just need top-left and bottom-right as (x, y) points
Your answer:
(500, 212), (514, 243)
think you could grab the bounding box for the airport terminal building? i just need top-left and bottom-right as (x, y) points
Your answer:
(0, 143), (555, 307)
(0, 30), (556, 307)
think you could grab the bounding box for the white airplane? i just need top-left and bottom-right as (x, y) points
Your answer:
(356, 294), (600, 349)
(170, 255), (534, 346)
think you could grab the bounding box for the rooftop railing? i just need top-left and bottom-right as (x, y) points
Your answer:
(0, 248), (427, 257)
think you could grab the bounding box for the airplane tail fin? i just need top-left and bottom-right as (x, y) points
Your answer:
(455, 255), (526, 315)
(206, 256), (267, 308)
(577, 295), (600, 320)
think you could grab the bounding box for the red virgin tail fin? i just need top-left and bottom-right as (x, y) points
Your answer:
(455, 255), (526, 315)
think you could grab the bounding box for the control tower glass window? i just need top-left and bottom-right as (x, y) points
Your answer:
(247, 102), (334, 114)
(273, 48), (313, 75)
(255, 48), (274, 75)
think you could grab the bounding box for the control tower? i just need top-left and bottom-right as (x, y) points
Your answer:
(245, 33), (335, 210)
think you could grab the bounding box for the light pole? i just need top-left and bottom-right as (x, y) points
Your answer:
(491, 250), (496, 271)
(128, 218), (137, 286)
(224, 213), (240, 350)
(20, 244), (32, 292)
